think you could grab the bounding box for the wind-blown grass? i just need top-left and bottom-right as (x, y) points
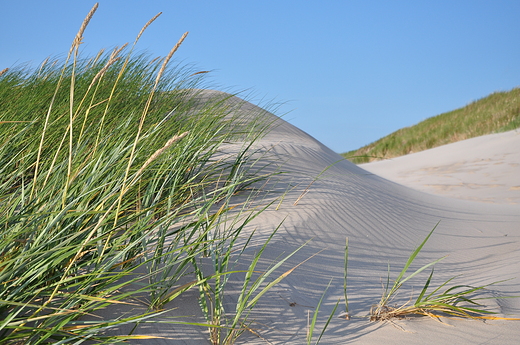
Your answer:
(0, 4), (290, 344)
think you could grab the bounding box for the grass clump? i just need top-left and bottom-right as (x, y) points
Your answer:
(0, 4), (290, 344)
(343, 88), (520, 163)
(369, 223), (505, 323)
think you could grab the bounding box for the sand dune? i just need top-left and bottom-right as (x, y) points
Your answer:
(360, 129), (520, 204)
(116, 93), (520, 344)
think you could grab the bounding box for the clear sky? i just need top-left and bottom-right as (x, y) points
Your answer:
(1, 1), (519, 152)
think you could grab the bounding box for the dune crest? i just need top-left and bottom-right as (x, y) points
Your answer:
(120, 92), (520, 344)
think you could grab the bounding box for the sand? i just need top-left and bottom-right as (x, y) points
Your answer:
(106, 92), (520, 344)
(360, 130), (520, 205)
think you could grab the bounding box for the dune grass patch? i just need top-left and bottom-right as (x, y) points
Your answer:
(330, 222), (518, 330)
(340, 223), (515, 324)
(344, 87), (520, 163)
(0, 4), (299, 344)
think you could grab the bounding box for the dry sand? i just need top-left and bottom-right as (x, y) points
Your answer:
(109, 92), (520, 344)
(360, 130), (520, 204)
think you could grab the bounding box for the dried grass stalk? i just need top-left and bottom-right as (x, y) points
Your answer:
(135, 131), (189, 178)
(135, 12), (162, 43)
(71, 3), (99, 51)
(154, 31), (189, 86)
(0, 68), (9, 78)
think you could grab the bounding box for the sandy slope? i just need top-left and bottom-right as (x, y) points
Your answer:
(360, 129), (520, 204)
(111, 92), (520, 344)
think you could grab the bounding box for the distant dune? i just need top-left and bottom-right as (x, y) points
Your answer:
(344, 87), (520, 163)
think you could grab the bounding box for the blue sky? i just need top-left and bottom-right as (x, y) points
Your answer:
(1, 1), (519, 152)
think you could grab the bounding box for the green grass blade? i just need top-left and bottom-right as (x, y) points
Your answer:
(393, 222), (440, 286)
(314, 298), (340, 345)
(415, 268), (434, 304)
(307, 278), (333, 345)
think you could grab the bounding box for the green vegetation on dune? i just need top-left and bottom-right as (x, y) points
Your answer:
(2, 5), (515, 343)
(0, 6), (297, 344)
(343, 87), (520, 163)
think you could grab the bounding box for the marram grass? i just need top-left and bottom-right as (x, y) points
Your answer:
(3, 4), (516, 345)
(0, 4), (293, 344)
(367, 223), (517, 323)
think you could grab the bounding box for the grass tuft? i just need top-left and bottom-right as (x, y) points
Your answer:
(369, 223), (509, 323)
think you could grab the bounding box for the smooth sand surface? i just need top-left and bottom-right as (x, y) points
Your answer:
(105, 92), (520, 344)
(360, 130), (520, 204)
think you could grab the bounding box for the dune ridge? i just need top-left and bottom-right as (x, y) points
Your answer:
(112, 92), (520, 344)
